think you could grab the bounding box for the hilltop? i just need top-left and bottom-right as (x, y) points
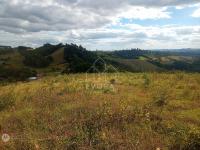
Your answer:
(0, 43), (200, 81)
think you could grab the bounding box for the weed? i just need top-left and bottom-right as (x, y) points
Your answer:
(143, 74), (150, 88)
(0, 92), (15, 111)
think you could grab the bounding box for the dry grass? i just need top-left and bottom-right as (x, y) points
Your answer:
(0, 73), (200, 149)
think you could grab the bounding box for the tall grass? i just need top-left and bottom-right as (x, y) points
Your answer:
(0, 73), (200, 149)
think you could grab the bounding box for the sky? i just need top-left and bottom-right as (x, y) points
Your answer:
(0, 0), (200, 50)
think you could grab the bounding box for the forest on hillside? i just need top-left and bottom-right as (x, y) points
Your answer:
(1, 43), (200, 81)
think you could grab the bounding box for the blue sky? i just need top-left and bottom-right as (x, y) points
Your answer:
(119, 7), (200, 26)
(0, 0), (200, 50)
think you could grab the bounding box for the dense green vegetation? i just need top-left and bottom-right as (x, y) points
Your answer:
(149, 58), (200, 72)
(0, 48), (14, 55)
(63, 44), (100, 73)
(110, 49), (150, 59)
(0, 66), (36, 81)
(18, 45), (57, 68)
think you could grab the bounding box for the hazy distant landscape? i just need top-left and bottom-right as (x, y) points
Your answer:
(1, 44), (200, 82)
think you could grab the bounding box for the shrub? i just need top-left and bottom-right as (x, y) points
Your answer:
(153, 90), (169, 108)
(176, 72), (184, 80)
(0, 93), (15, 111)
(184, 129), (200, 150)
(143, 74), (150, 88)
(170, 128), (200, 150)
(110, 79), (116, 84)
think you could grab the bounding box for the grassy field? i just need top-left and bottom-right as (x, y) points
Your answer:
(0, 73), (200, 149)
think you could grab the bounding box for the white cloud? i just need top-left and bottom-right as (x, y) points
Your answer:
(1, 24), (200, 50)
(74, 25), (200, 50)
(117, 7), (171, 20)
(192, 7), (200, 17)
(175, 6), (184, 9)
(0, 0), (200, 49)
(1, 0), (199, 33)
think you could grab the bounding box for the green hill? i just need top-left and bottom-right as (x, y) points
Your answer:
(1, 44), (200, 81)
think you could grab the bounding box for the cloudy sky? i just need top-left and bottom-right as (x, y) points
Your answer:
(0, 0), (200, 50)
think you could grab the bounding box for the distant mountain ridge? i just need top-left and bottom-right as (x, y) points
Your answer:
(1, 43), (200, 81)
(0, 45), (12, 49)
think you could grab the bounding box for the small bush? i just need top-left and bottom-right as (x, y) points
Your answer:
(170, 128), (200, 150)
(0, 94), (15, 111)
(110, 79), (116, 84)
(143, 74), (150, 88)
(176, 72), (184, 80)
(184, 129), (200, 150)
(153, 90), (169, 108)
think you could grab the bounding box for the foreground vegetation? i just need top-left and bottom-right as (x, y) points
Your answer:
(0, 73), (200, 149)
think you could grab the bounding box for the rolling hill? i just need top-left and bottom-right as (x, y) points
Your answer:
(0, 43), (200, 81)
